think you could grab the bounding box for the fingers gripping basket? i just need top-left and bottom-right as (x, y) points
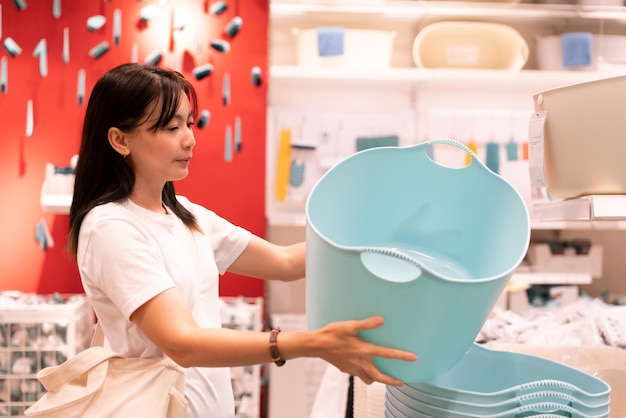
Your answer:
(305, 139), (530, 382)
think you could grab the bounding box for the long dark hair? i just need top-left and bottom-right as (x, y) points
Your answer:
(67, 63), (200, 260)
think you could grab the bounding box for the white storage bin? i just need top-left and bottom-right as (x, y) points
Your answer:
(0, 293), (93, 417)
(536, 34), (626, 71)
(532, 75), (626, 198)
(412, 21), (528, 71)
(291, 28), (396, 70)
(40, 163), (74, 214)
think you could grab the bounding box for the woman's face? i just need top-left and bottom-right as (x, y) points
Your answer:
(127, 94), (196, 189)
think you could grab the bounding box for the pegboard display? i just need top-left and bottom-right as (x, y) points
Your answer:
(266, 107), (416, 224)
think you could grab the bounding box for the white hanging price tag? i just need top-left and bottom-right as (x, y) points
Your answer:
(528, 111), (547, 189)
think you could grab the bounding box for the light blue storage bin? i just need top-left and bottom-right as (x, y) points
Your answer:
(305, 139), (530, 382)
(391, 383), (609, 416)
(408, 343), (611, 406)
(389, 384), (609, 417)
(386, 388), (608, 418)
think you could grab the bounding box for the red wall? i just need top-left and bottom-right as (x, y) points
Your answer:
(0, 0), (267, 297)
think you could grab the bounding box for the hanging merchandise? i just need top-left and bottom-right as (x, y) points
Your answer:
(3, 37), (22, 57)
(289, 144), (316, 188)
(250, 66), (262, 86)
(1, 57), (7, 93)
(355, 135), (398, 152)
(35, 216), (54, 251)
(485, 141), (500, 174)
(192, 63), (213, 80)
(13, 0), (27, 11)
(131, 42), (138, 63)
(62, 27), (70, 64)
(88, 41), (109, 59)
(145, 50), (163, 66)
(197, 109), (210, 129)
(210, 39), (230, 53)
(210, 1), (228, 15)
(224, 125), (233, 162)
(222, 72), (230, 105)
(465, 139), (477, 166)
(86, 15), (106, 32)
(289, 159), (305, 187)
(274, 128), (291, 202)
(225, 16), (242, 38)
(113, 9), (121, 46)
(33, 39), (47, 77)
(235, 116), (242, 152)
(506, 136), (518, 161)
(26, 98), (33, 137)
(52, 0), (60, 18)
(77, 69), (86, 105)
(139, 4), (160, 22)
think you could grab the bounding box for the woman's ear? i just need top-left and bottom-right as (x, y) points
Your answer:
(108, 127), (130, 157)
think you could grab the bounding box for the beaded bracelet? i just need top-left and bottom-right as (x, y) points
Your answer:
(269, 327), (286, 367)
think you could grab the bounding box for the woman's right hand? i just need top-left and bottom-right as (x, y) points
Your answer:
(311, 316), (417, 386)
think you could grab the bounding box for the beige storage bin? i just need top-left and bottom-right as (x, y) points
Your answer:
(291, 28), (396, 70)
(536, 34), (626, 71)
(412, 21), (528, 71)
(533, 75), (626, 198)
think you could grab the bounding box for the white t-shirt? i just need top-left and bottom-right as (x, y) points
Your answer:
(77, 196), (252, 418)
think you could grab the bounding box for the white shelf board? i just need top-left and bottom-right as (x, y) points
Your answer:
(40, 194), (72, 215)
(270, 66), (603, 91)
(512, 271), (593, 285)
(270, 0), (626, 22)
(531, 220), (626, 231)
(267, 212), (308, 227)
(533, 195), (626, 221)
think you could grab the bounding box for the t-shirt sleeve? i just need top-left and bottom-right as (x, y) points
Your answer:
(178, 196), (252, 275)
(78, 217), (176, 321)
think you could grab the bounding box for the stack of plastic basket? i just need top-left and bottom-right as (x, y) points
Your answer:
(385, 343), (611, 417)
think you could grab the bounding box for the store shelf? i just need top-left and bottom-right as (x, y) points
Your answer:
(270, 0), (626, 22)
(40, 162), (74, 214)
(532, 195), (626, 229)
(270, 65), (604, 91)
(512, 271), (593, 285)
(40, 194), (72, 215)
(267, 0), (626, 234)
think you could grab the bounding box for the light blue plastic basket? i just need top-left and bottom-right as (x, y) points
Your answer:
(389, 384), (609, 417)
(389, 384), (609, 416)
(305, 139), (530, 382)
(407, 343), (611, 406)
(386, 388), (608, 418)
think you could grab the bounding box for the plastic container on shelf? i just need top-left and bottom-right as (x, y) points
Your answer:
(536, 34), (626, 71)
(291, 28), (396, 70)
(412, 21), (528, 71)
(532, 75), (626, 198)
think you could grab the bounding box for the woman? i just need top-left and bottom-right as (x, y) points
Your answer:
(67, 63), (416, 418)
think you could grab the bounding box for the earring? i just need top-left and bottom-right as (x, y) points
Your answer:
(123, 153), (129, 159)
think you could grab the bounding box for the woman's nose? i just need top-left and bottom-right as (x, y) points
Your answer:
(184, 128), (196, 149)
